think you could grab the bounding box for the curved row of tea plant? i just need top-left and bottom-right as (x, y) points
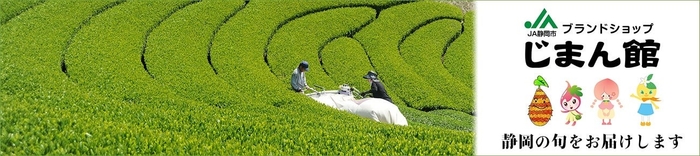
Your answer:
(64, 0), (199, 104)
(0, 0), (45, 25)
(444, 11), (475, 90)
(320, 37), (376, 92)
(60, 0), (127, 78)
(431, 109), (475, 127)
(400, 19), (474, 114)
(144, 0), (249, 107)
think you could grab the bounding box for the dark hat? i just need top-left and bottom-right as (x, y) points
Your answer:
(299, 61), (309, 71)
(363, 71), (378, 79)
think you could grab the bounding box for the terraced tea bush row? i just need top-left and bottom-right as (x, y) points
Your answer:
(0, 0), (45, 24)
(65, 0), (200, 105)
(144, 0), (250, 107)
(266, 7), (376, 89)
(400, 19), (474, 113)
(429, 109), (475, 130)
(321, 37), (376, 92)
(354, 1), (464, 112)
(60, 0), (126, 78)
(397, 105), (474, 132)
(445, 11), (475, 89)
(1, 0), (119, 98)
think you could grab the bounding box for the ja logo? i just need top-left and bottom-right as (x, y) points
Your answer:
(524, 8), (558, 29)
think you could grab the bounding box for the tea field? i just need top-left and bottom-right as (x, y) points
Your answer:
(0, 0), (475, 154)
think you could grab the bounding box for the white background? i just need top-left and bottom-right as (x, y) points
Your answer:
(475, 1), (699, 155)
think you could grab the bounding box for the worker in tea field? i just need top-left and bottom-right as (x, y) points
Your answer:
(359, 71), (393, 103)
(291, 61), (317, 94)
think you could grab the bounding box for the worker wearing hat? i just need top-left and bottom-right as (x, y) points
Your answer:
(291, 61), (316, 94)
(359, 71), (393, 103)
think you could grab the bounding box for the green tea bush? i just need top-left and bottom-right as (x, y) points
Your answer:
(1, 0), (119, 98)
(321, 37), (375, 92)
(444, 11), (475, 89)
(400, 19), (474, 113)
(397, 104), (473, 132)
(144, 0), (250, 107)
(354, 1), (463, 111)
(0, 0), (45, 24)
(429, 109), (475, 130)
(65, 0), (199, 104)
(266, 7), (376, 89)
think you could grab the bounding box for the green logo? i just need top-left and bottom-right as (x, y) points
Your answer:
(524, 8), (558, 29)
